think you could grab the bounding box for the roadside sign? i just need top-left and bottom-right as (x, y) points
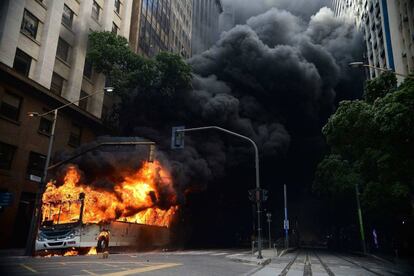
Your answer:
(0, 192), (13, 207)
(284, 220), (289, 230)
(171, 126), (185, 149)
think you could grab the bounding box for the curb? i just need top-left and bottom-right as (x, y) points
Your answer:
(228, 256), (271, 266)
(278, 247), (296, 257)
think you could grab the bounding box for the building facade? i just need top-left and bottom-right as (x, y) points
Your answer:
(191, 0), (222, 56)
(129, 0), (193, 58)
(130, 0), (171, 57)
(0, 63), (107, 249)
(219, 2), (234, 34)
(0, 0), (135, 249)
(170, 0), (193, 58)
(0, 0), (133, 118)
(332, 0), (414, 79)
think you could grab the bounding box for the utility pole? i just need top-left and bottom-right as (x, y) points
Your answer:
(25, 109), (57, 256)
(284, 184), (289, 249)
(266, 212), (272, 249)
(355, 183), (367, 255)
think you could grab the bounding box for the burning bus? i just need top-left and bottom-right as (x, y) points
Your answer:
(35, 161), (178, 254)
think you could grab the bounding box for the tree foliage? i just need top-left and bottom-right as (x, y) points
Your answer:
(87, 31), (192, 96)
(314, 72), (414, 218)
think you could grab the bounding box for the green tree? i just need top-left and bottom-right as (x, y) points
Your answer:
(87, 31), (191, 94)
(86, 31), (192, 128)
(314, 73), (414, 218)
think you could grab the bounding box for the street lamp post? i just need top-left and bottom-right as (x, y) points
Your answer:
(348, 62), (414, 79)
(24, 87), (114, 256)
(266, 212), (272, 249)
(172, 126), (264, 259)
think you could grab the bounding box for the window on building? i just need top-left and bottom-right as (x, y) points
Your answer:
(50, 73), (64, 95)
(38, 111), (53, 135)
(68, 124), (82, 147)
(79, 90), (88, 110)
(0, 142), (16, 170)
(112, 22), (119, 35)
(0, 92), (22, 121)
(21, 9), (39, 39)
(92, 1), (101, 21)
(56, 38), (71, 63)
(83, 58), (93, 79)
(13, 49), (31, 77)
(114, 0), (121, 14)
(62, 4), (74, 28)
(26, 151), (46, 180)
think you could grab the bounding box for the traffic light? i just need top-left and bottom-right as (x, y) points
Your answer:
(248, 188), (268, 202)
(171, 126), (185, 149)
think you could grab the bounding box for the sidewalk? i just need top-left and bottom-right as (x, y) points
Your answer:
(227, 248), (288, 266)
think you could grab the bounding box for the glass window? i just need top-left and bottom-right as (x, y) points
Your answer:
(0, 92), (22, 121)
(79, 90), (88, 110)
(26, 151), (46, 180)
(62, 4), (74, 28)
(83, 58), (93, 79)
(38, 111), (53, 135)
(92, 1), (100, 21)
(112, 22), (119, 35)
(21, 9), (39, 39)
(68, 124), (82, 147)
(13, 48), (31, 77)
(0, 142), (16, 170)
(50, 73), (64, 95)
(56, 38), (71, 63)
(114, 0), (121, 14)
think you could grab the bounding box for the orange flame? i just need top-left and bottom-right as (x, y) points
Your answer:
(41, 161), (178, 227)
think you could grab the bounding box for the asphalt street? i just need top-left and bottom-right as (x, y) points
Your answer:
(254, 249), (413, 276)
(0, 249), (412, 276)
(0, 249), (258, 276)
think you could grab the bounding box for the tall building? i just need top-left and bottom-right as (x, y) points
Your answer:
(332, 0), (414, 79)
(0, 0), (135, 249)
(0, 0), (133, 117)
(191, 0), (223, 56)
(219, 2), (235, 34)
(129, 0), (193, 58)
(170, 0), (193, 58)
(130, 0), (172, 57)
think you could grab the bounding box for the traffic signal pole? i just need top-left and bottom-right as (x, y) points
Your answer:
(174, 126), (263, 259)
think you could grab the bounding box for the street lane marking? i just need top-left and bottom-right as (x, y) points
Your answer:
(226, 253), (244, 257)
(211, 252), (228, 256)
(104, 263), (119, 268)
(82, 269), (98, 275)
(100, 263), (182, 276)
(20, 263), (37, 273)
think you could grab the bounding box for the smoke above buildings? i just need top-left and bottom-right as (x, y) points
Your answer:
(55, 4), (363, 207)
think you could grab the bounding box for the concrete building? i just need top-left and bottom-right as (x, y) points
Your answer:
(0, 0), (133, 118)
(0, 63), (107, 249)
(191, 0), (222, 56)
(170, 0), (193, 58)
(0, 0), (135, 249)
(332, 0), (414, 79)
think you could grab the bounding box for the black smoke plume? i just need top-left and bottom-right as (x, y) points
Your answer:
(54, 6), (363, 216)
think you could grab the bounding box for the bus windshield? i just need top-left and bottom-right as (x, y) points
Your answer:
(41, 200), (82, 225)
